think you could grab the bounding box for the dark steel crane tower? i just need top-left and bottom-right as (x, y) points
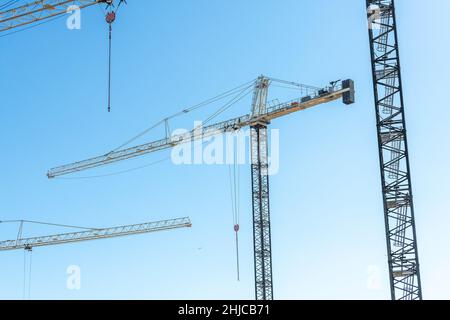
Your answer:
(366, 0), (422, 300)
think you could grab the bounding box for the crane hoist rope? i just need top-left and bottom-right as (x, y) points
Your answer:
(105, 0), (126, 112)
(28, 249), (32, 299)
(22, 247), (33, 300)
(228, 140), (241, 281)
(19, 242), (33, 300)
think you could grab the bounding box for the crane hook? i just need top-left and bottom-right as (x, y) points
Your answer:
(106, 11), (116, 24)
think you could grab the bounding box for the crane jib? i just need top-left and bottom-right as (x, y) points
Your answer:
(0, 217), (192, 251)
(46, 80), (354, 178)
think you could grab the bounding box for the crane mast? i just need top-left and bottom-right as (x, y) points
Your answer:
(250, 77), (273, 300)
(367, 0), (422, 300)
(0, 217), (191, 251)
(47, 76), (355, 300)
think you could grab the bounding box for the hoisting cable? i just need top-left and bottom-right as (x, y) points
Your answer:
(106, 11), (114, 112)
(234, 160), (241, 282)
(21, 246), (32, 300)
(228, 138), (241, 281)
(22, 249), (26, 299)
(27, 247), (33, 300)
(107, 22), (112, 112)
(21, 236), (32, 301)
(104, 0), (127, 112)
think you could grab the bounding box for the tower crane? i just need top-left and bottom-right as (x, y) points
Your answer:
(0, 217), (192, 251)
(366, 0), (422, 300)
(47, 76), (356, 300)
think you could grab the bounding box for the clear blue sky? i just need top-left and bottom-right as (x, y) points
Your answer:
(0, 0), (449, 300)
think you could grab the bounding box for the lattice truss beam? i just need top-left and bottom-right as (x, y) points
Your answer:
(0, 0), (105, 32)
(367, 0), (422, 300)
(0, 217), (192, 251)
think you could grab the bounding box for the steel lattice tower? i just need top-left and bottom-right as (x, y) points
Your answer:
(367, 0), (422, 300)
(250, 77), (273, 300)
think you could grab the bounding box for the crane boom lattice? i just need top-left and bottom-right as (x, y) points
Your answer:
(0, 0), (109, 32)
(0, 217), (192, 251)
